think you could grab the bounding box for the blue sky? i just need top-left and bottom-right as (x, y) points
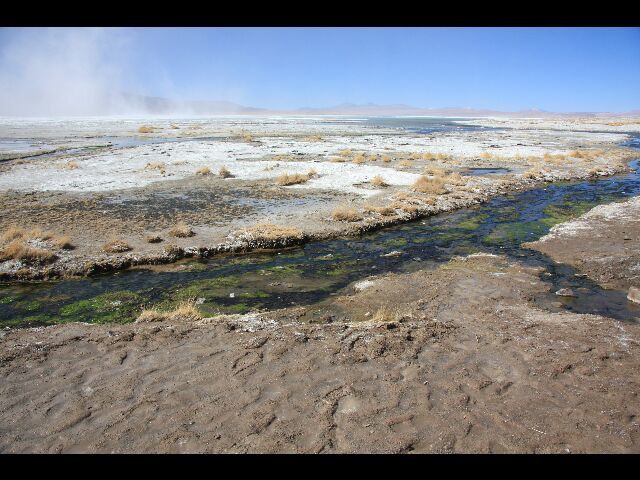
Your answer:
(1, 27), (639, 113)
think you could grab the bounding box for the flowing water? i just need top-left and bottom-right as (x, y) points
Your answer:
(1, 137), (639, 328)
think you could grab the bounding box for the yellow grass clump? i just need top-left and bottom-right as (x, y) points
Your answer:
(391, 202), (419, 214)
(219, 166), (234, 178)
(364, 205), (396, 216)
(382, 155), (392, 163)
(446, 172), (466, 186)
(146, 235), (163, 243)
(331, 206), (362, 222)
(136, 300), (202, 323)
(137, 126), (154, 134)
(371, 305), (399, 323)
(0, 239), (57, 264)
(0, 226), (73, 257)
(195, 166), (211, 176)
(423, 165), (445, 176)
(61, 161), (79, 170)
(169, 223), (195, 238)
(277, 172), (311, 186)
(398, 160), (413, 168)
(543, 153), (567, 164)
(244, 223), (305, 242)
(102, 239), (131, 254)
(412, 175), (447, 194)
(370, 175), (389, 188)
(339, 149), (353, 157)
(304, 135), (323, 142)
(353, 154), (366, 165)
(144, 162), (166, 174)
(330, 156), (346, 163)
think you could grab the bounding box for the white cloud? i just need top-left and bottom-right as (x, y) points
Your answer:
(0, 28), (137, 116)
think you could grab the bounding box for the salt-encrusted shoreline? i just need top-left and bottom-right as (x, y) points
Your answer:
(0, 115), (637, 281)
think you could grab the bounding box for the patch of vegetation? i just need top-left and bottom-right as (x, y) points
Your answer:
(219, 166), (234, 178)
(102, 239), (131, 253)
(331, 206), (362, 222)
(136, 300), (202, 323)
(169, 223), (195, 238)
(413, 175), (447, 194)
(370, 175), (389, 188)
(59, 291), (144, 324)
(456, 214), (489, 230)
(277, 172), (311, 186)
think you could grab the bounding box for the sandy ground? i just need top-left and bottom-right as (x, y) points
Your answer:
(1, 253), (638, 453)
(0, 116), (636, 280)
(526, 196), (640, 292)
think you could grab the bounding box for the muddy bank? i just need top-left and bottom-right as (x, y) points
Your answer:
(526, 195), (640, 292)
(1, 254), (638, 453)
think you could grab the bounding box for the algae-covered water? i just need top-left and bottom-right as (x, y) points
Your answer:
(2, 157), (640, 328)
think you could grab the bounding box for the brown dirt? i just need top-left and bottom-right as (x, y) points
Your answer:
(1, 254), (638, 453)
(525, 196), (640, 291)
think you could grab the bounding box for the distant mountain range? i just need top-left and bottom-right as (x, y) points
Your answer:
(120, 94), (640, 118)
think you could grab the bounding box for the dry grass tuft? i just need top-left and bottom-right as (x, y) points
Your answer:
(543, 153), (567, 164)
(339, 149), (353, 157)
(330, 156), (346, 163)
(277, 172), (310, 186)
(446, 172), (466, 186)
(391, 202), (419, 214)
(304, 135), (323, 142)
(61, 161), (79, 170)
(331, 206), (362, 222)
(136, 300), (202, 323)
(102, 239), (131, 254)
(0, 239), (57, 263)
(244, 223), (305, 242)
(0, 226), (27, 244)
(307, 168), (318, 178)
(52, 236), (74, 250)
(423, 165), (445, 176)
(138, 126), (154, 134)
(370, 175), (389, 188)
(371, 305), (399, 322)
(398, 160), (413, 168)
(169, 223), (195, 238)
(195, 166), (211, 176)
(163, 243), (182, 256)
(144, 162), (166, 174)
(0, 226), (73, 253)
(219, 166), (234, 178)
(146, 235), (163, 243)
(353, 154), (366, 165)
(364, 205), (396, 216)
(412, 175), (447, 194)
(382, 155), (392, 163)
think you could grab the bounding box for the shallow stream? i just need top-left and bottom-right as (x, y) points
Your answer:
(2, 129), (640, 328)
(2, 157), (640, 327)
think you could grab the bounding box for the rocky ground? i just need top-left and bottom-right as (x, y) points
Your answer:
(1, 253), (639, 453)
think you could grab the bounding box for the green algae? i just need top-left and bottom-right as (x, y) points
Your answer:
(58, 291), (144, 324)
(456, 213), (489, 230)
